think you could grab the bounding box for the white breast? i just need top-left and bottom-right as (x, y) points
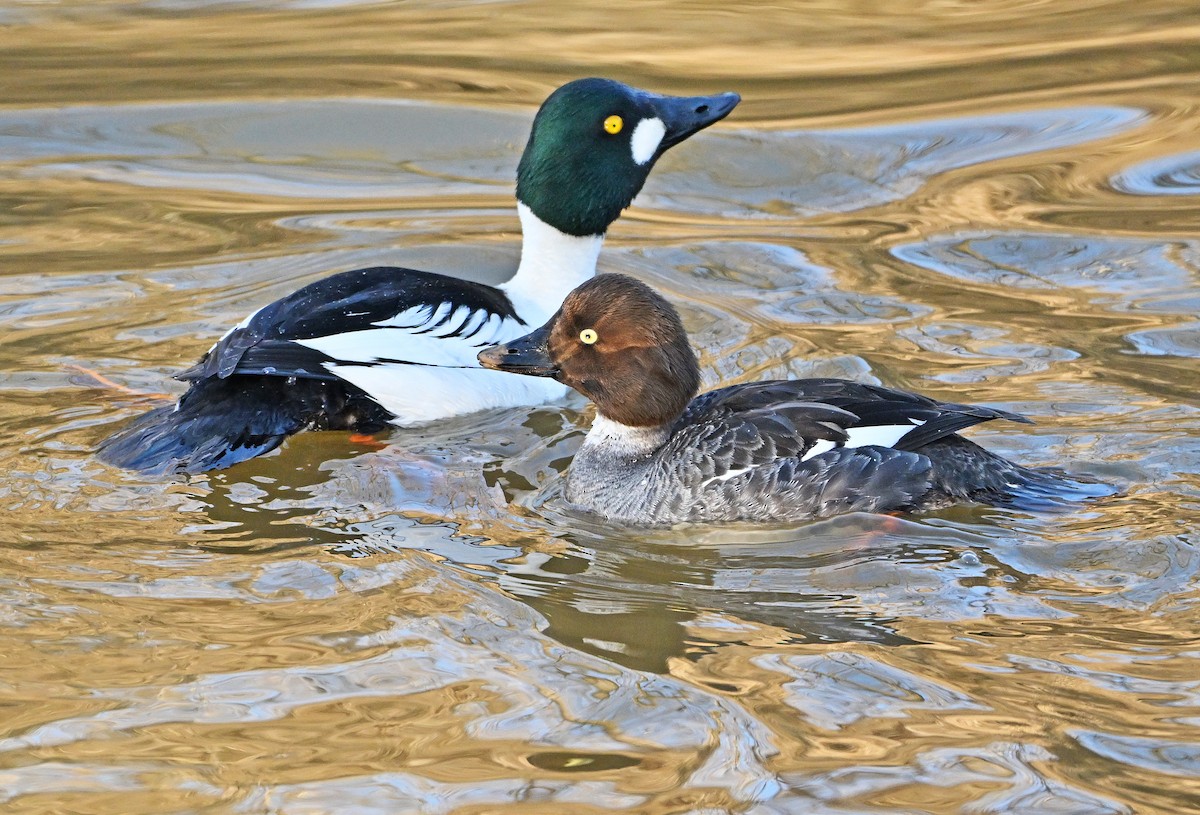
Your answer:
(291, 299), (564, 425)
(328, 364), (569, 426)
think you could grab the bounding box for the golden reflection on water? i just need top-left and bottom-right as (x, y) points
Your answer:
(2, 0), (1200, 813)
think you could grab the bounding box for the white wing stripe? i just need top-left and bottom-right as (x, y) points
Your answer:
(433, 305), (470, 337)
(800, 439), (837, 461)
(473, 312), (513, 347)
(459, 309), (489, 339)
(416, 301), (454, 333)
(844, 424), (917, 449)
(294, 313), (525, 368)
(801, 418), (930, 461)
(375, 303), (433, 329)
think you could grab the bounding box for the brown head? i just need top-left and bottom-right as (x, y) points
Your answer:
(478, 274), (701, 427)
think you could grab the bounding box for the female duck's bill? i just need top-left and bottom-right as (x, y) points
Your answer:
(478, 274), (1113, 527)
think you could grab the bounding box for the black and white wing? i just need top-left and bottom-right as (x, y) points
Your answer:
(98, 267), (539, 474)
(179, 266), (525, 383)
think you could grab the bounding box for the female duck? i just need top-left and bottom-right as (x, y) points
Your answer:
(98, 79), (739, 475)
(479, 274), (1108, 526)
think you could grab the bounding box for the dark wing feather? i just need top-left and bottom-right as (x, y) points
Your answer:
(891, 411), (1007, 451)
(667, 377), (1030, 483)
(208, 340), (344, 381)
(97, 374), (391, 475)
(180, 266), (520, 382)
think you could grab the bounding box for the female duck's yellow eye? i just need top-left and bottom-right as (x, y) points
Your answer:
(603, 115), (623, 135)
(579, 328), (599, 345)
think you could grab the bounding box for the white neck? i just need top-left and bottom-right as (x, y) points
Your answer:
(501, 202), (604, 323)
(583, 414), (670, 459)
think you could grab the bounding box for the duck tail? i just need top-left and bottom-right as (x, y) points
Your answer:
(97, 375), (386, 476)
(920, 435), (1115, 511)
(991, 464), (1117, 511)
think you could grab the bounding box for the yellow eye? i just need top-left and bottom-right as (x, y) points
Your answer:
(603, 115), (623, 135)
(579, 328), (599, 345)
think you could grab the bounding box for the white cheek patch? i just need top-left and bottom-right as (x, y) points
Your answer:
(629, 117), (666, 165)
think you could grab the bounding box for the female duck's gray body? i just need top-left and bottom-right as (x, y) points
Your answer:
(98, 79), (739, 475)
(564, 384), (1047, 525)
(479, 274), (1108, 526)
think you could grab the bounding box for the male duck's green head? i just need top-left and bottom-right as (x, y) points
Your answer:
(516, 78), (740, 238)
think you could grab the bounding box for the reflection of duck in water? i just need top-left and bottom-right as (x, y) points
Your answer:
(98, 79), (739, 475)
(480, 274), (1111, 526)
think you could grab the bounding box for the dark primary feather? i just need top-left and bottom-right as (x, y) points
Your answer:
(97, 375), (392, 476)
(690, 378), (1025, 422)
(209, 340), (343, 381)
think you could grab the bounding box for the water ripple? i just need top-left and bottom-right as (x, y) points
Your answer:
(676, 106), (1144, 218)
(1112, 150), (1200, 196)
(238, 774), (648, 815)
(892, 231), (1196, 302)
(788, 741), (1131, 815)
(1, 555), (786, 808)
(755, 652), (986, 730)
(1124, 322), (1200, 358)
(1072, 730), (1200, 778)
(4, 9), (1200, 813)
(0, 762), (152, 805)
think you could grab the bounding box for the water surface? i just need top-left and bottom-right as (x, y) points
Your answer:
(2, 2), (1199, 813)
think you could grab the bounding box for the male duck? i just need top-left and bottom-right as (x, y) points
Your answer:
(98, 79), (740, 475)
(479, 274), (1109, 526)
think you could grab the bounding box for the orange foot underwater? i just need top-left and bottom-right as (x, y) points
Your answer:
(348, 432), (387, 450)
(66, 364), (172, 401)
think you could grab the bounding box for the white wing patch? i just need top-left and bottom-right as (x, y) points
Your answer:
(800, 439), (837, 462)
(801, 418), (927, 461)
(843, 421), (925, 450)
(630, 117), (666, 165)
(293, 302), (520, 368)
(798, 419), (928, 461)
(700, 417), (932, 483)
